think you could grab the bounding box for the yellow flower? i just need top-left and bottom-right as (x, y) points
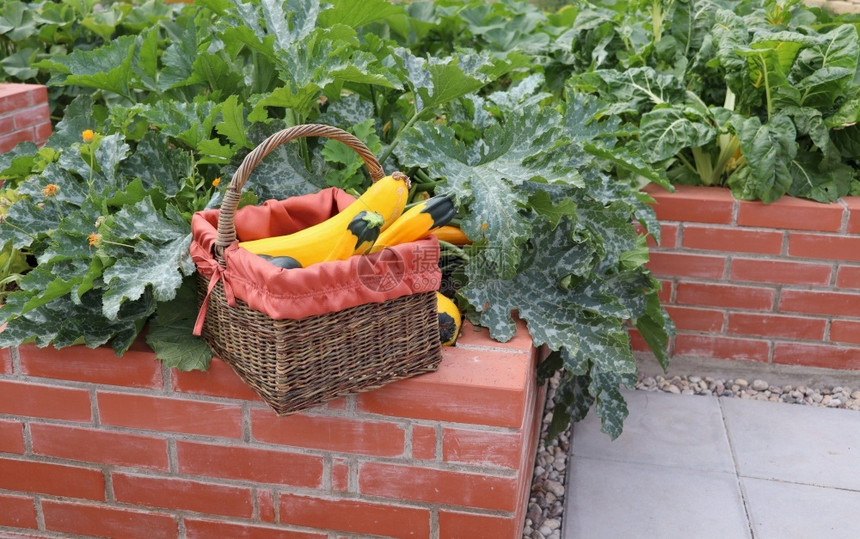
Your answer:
(212, 177), (221, 187)
(481, 222), (488, 231)
(87, 233), (102, 248)
(41, 184), (59, 197)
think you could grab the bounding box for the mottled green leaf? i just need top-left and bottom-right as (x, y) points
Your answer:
(548, 372), (594, 440)
(94, 134), (130, 189)
(243, 139), (328, 202)
(101, 234), (193, 320)
(395, 47), (511, 112)
(140, 100), (219, 149)
(590, 369), (635, 440)
(48, 95), (97, 150)
(398, 106), (570, 277)
(146, 277), (212, 371)
(120, 132), (190, 196)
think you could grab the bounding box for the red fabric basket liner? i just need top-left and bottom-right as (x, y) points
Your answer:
(190, 188), (441, 328)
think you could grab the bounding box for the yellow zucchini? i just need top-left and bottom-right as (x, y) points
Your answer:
(323, 211), (384, 262)
(369, 194), (456, 253)
(430, 225), (471, 245)
(238, 172), (410, 265)
(436, 292), (461, 346)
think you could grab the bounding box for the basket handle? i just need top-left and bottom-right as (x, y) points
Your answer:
(214, 124), (386, 256)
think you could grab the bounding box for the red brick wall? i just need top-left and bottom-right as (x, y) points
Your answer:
(635, 185), (860, 370)
(0, 84), (52, 153)
(0, 320), (542, 538)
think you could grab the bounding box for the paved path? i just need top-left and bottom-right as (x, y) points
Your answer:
(563, 390), (860, 538)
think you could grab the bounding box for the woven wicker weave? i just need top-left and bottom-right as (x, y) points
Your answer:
(197, 124), (443, 415)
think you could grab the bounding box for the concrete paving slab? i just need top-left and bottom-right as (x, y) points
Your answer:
(563, 457), (750, 539)
(571, 390), (734, 473)
(743, 477), (860, 539)
(721, 397), (860, 491)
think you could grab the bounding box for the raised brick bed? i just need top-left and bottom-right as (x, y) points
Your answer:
(0, 320), (543, 538)
(634, 184), (860, 370)
(0, 84), (51, 153)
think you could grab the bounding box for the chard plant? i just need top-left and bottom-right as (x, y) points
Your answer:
(0, 0), (679, 439)
(566, 0), (860, 202)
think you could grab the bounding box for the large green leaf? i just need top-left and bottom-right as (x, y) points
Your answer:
(728, 114), (797, 203)
(709, 9), (749, 93)
(215, 95), (251, 149)
(100, 197), (194, 319)
(41, 35), (137, 98)
(548, 371), (594, 440)
(146, 278), (212, 372)
(140, 100), (220, 149)
(395, 47), (512, 113)
(0, 288), (153, 355)
(47, 95), (97, 150)
(242, 139), (328, 201)
(577, 67), (685, 115)
(590, 368), (636, 440)
(318, 0), (403, 29)
(0, 47), (38, 79)
(119, 131), (190, 196)
(159, 15), (203, 90)
(462, 218), (637, 376)
(639, 105), (717, 162)
(397, 105), (572, 278)
(787, 150), (854, 203)
(94, 134), (131, 190)
(791, 25), (859, 110)
(0, 1), (38, 41)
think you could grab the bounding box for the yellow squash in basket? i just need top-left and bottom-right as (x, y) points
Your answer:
(238, 172), (410, 266)
(369, 194), (456, 253)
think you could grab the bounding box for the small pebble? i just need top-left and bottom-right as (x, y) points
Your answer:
(543, 518), (561, 531)
(546, 480), (565, 497)
(752, 379), (768, 391)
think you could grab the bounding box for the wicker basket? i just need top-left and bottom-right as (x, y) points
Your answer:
(196, 124), (443, 415)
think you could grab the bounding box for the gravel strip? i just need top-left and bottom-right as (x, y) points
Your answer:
(636, 375), (860, 409)
(524, 372), (860, 538)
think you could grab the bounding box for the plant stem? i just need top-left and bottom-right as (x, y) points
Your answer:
(676, 152), (699, 176)
(377, 110), (422, 166)
(712, 134), (740, 185)
(757, 54), (773, 121)
(652, 0), (664, 43)
(438, 240), (469, 261)
(690, 146), (714, 185)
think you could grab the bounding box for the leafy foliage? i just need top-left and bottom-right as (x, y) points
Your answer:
(0, 0), (698, 438)
(565, 0), (860, 202)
